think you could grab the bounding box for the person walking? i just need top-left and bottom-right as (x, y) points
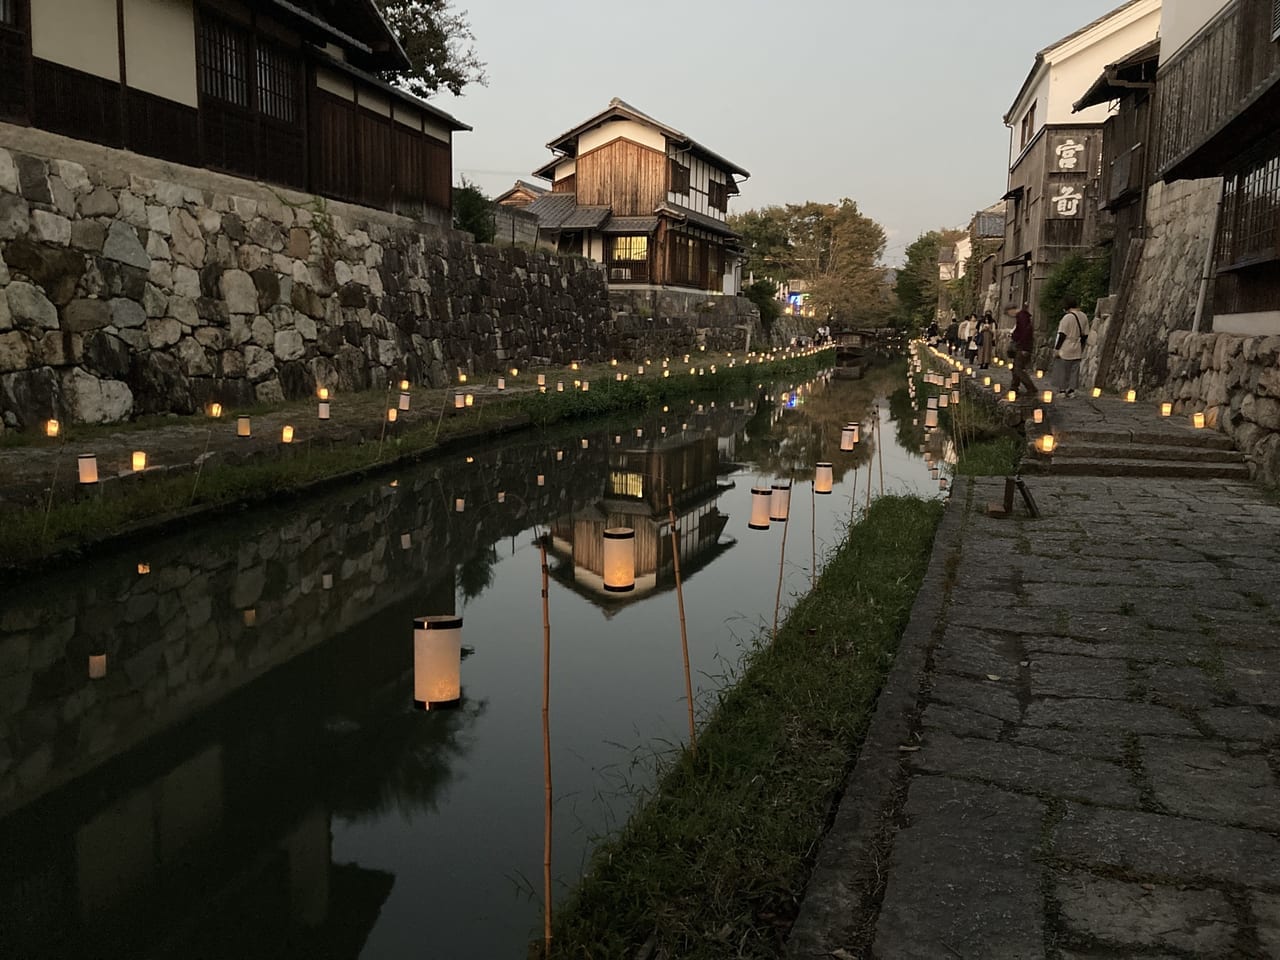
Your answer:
(1008, 304), (1037, 397)
(1053, 296), (1091, 398)
(977, 312), (996, 369)
(945, 316), (960, 357)
(962, 314), (979, 365)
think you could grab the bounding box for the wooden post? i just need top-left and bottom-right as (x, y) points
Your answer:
(810, 479), (817, 590)
(772, 500), (790, 644)
(667, 492), (696, 757)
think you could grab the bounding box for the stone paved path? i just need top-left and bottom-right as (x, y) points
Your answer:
(789, 472), (1280, 958)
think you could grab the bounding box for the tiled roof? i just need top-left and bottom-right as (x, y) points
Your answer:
(560, 205), (611, 230)
(657, 203), (740, 238)
(601, 216), (660, 234)
(525, 193), (580, 229)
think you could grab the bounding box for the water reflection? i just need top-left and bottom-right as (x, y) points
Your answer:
(0, 361), (939, 958)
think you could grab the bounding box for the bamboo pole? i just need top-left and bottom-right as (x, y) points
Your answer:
(188, 427), (213, 506)
(810, 480), (817, 589)
(865, 437), (873, 512)
(772, 499), (790, 644)
(876, 405), (885, 497)
(667, 492), (696, 757)
(540, 536), (553, 956)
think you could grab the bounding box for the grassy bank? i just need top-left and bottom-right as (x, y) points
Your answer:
(911, 357), (1023, 477)
(549, 495), (944, 958)
(0, 351), (831, 571)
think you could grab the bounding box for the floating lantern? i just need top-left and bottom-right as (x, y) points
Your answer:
(237, 416), (251, 438)
(1006, 390), (1017, 402)
(322, 573), (333, 590)
(45, 419), (59, 438)
(78, 454), (98, 484)
(401, 532), (412, 549)
(573, 380), (581, 388)
(602, 528), (637, 592)
(137, 563), (150, 575)
(318, 400), (330, 420)
(497, 491), (506, 503)
(387, 408), (398, 423)
(281, 425), (294, 443)
(208, 402), (223, 418)
(88, 654), (107, 680)
(815, 462), (834, 494)
(770, 483), (792, 522)
(1161, 401), (1173, 417)
(413, 616), (462, 709)
(749, 487), (772, 530)
(131, 451), (147, 472)
(455, 498), (465, 512)
(925, 409), (939, 429)
(465, 394), (474, 407)
(497, 377), (506, 391)
(537, 374), (546, 386)
(1033, 409), (1044, 424)
(661, 425), (667, 435)
(539, 386), (547, 393)
(1125, 389), (1136, 403)
(465, 456), (474, 463)
(1040, 434), (1056, 453)
(664, 370), (671, 378)
(399, 392), (411, 411)
(454, 393), (465, 409)
(1193, 411), (1206, 429)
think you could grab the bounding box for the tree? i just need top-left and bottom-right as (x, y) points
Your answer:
(894, 228), (964, 329)
(742, 278), (782, 336)
(375, 0), (487, 98)
(453, 177), (494, 242)
(730, 207), (791, 283)
(1039, 252), (1110, 318)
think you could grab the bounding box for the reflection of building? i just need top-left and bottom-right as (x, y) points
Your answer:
(548, 432), (735, 611)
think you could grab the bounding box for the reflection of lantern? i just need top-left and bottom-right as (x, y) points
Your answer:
(1193, 412), (1206, 429)
(749, 487), (772, 530)
(455, 498), (465, 512)
(399, 392), (411, 411)
(1040, 435), (1056, 453)
(131, 451), (147, 471)
(603, 528), (636, 592)
(413, 616), (462, 709)
(237, 416), (251, 437)
(282, 425), (294, 443)
(925, 409), (938, 429)
(46, 419), (59, 438)
(88, 654), (107, 680)
(815, 462), (834, 494)
(1161, 402), (1173, 417)
(78, 454), (98, 484)
(770, 483), (792, 522)
(840, 425), (855, 451)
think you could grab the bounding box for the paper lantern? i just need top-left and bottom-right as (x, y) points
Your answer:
(1125, 389), (1136, 403)
(982, 377), (991, 387)
(603, 528), (637, 592)
(465, 394), (474, 407)
(317, 387), (330, 401)
(1043, 390), (1054, 404)
(1092, 387), (1102, 398)
(749, 487), (772, 530)
(925, 409), (938, 429)
(556, 450), (564, 461)
(1006, 390), (1017, 402)
(1161, 402), (1173, 417)
(993, 383), (1002, 394)
(497, 377), (506, 391)
(636, 427), (643, 438)
(1193, 412), (1206, 429)
(510, 367), (519, 377)
(401, 532), (412, 549)
(281, 425), (294, 443)
(237, 416), (251, 437)
(88, 654), (107, 680)
(399, 392), (411, 411)
(1040, 435), (1056, 453)
(497, 491), (506, 503)
(78, 454), (98, 484)
(537, 374), (546, 386)
(939, 394), (949, 408)
(537, 474), (545, 486)
(454, 393), (465, 409)
(322, 573), (333, 590)
(131, 451), (146, 472)
(1033, 409), (1044, 424)
(387, 408), (398, 423)
(927, 397), (938, 409)
(815, 462), (834, 494)
(1036, 369), (1045, 379)
(455, 498), (465, 512)
(951, 390), (960, 403)
(243, 608), (257, 627)
(456, 374), (466, 385)
(571, 362), (579, 371)
(413, 616), (463, 709)
(840, 425), (856, 451)
(770, 483), (792, 522)
(610, 358), (618, 367)
(45, 419), (59, 438)
(208, 402), (223, 418)
(637, 365), (645, 375)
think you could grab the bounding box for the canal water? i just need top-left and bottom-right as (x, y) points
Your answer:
(0, 361), (944, 959)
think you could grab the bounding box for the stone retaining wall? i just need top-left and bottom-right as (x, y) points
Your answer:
(0, 125), (767, 429)
(1165, 330), (1280, 484)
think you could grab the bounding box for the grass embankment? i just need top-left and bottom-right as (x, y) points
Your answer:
(913, 359), (1023, 477)
(0, 351), (831, 570)
(550, 495), (944, 959)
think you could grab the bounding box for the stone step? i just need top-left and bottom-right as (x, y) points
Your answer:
(1021, 456), (1252, 480)
(1054, 427), (1235, 450)
(1050, 443), (1246, 464)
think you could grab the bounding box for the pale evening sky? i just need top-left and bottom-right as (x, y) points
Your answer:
(434, 0), (1128, 265)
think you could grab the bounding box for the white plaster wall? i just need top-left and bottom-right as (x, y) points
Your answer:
(123, 0), (197, 107)
(955, 236), (973, 279)
(1160, 0), (1232, 60)
(1213, 312), (1280, 336)
(579, 119), (665, 154)
(358, 89), (392, 118)
(667, 150), (727, 220)
(316, 68), (356, 101)
(33, 0), (120, 81)
(555, 158), (576, 181)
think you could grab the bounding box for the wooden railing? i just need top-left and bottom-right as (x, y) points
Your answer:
(1155, 0), (1280, 176)
(606, 259), (650, 284)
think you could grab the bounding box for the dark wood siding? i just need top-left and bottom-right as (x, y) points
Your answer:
(552, 174), (576, 194)
(575, 138), (667, 215)
(0, 0), (29, 123)
(126, 89), (200, 166)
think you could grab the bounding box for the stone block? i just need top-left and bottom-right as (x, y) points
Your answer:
(250, 315), (273, 347)
(0, 330), (33, 373)
(15, 155), (51, 203)
(176, 336), (213, 376)
(146, 317), (181, 349)
(220, 269), (257, 313)
(0, 148), (16, 194)
(244, 344), (275, 381)
(102, 221), (150, 270)
(78, 186), (119, 218)
(172, 265), (200, 299)
(61, 298), (111, 333)
(273, 329), (305, 361)
(48, 177), (76, 217)
(1055, 873), (1235, 955)
(71, 219), (107, 252)
(32, 330), (79, 366)
(50, 159), (90, 194)
(6, 282), (58, 329)
(117, 190), (147, 227)
(168, 208), (204, 267)
(59, 367), (133, 423)
(81, 330), (131, 378)
(0, 192), (27, 239)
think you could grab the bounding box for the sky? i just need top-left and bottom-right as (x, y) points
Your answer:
(433, 0), (1128, 265)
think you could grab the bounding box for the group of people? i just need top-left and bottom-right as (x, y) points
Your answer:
(925, 297), (1093, 399)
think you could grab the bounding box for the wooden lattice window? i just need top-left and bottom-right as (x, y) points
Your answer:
(1272, 0), (1280, 41)
(1217, 147), (1280, 268)
(709, 179), (728, 212)
(198, 15), (249, 106)
(256, 40), (298, 123)
(670, 158), (690, 195)
(0, 0), (14, 25)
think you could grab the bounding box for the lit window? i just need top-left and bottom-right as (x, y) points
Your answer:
(610, 236), (648, 262)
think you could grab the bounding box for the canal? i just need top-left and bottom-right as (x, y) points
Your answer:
(0, 361), (945, 959)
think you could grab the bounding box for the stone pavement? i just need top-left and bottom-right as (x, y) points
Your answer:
(788, 473), (1280, 958)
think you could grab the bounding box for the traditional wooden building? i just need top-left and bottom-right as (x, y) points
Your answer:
(494, 179), (547, 208)
(1155, 0), (1280, 334)
(526, 98), (749, 293)
(0, 0), (468, 224)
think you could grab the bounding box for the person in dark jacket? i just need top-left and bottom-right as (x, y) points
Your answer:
(1008, 304), (1038, 397)
(945, 317), (960, 356)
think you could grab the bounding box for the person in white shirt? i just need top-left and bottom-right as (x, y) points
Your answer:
(1053, 296), (1091, 398)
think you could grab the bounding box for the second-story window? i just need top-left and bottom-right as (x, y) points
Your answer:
(256, 41), (298, 123)
(1019, 103), (1036, 151)
(198, 14), (251, 107)
(709, 179), (728, 212)
(670, 158), (690, 195)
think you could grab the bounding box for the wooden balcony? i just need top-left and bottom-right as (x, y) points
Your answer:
(1155, 0), (1280, 180)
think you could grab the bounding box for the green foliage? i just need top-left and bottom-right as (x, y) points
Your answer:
(550, 496), (945, 958)
(894, 230), (943, 329)
(729, 208), (792, 283)
(452, 177), (495, 243)
(742, 278), (782, 336)
(1039, 253), (1110, 319)
(374, 0), (487, 98)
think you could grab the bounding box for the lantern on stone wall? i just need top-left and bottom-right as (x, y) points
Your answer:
(815, 462), (834, 495)
(749, 487), (772, 530)
(88, 653), (107, 680)
(131, 451), (147, 472)
(603, 528), (636, 592)
(237, 416), (251, 438)
(46, 419), (60, 438)
(1161, 401), (1173, 417)
(770, 483), (792, 522)
(454, 393), (465, 409)
(1193, 412), (1206, 429)
(413, 615), (462, 709)
(78, 454), (98, 485)
(282, 425), (295, 443)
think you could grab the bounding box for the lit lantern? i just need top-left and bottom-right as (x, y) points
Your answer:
(1036, 369), (1045, 379)
(664, 370), (671, 378)
(282, 425), (294, 443)
(387, 408), (398, 423)
(815, 462), (834, 494)
(927, 397), (938, 409)
(454, 393), (465, 409)
(571, 361), (580, 371)
(465, 394), (474, 407)
(243, 608), (257, 627)
(993, 383), (1002, 394)
(636, 427), (643, 438)
(637, 365), (645, 375)
(131, 451), (147, 472)
(455, 498), (465, 512)
(318, 400), (330, 420)
(574, 380), (581, 388)
(840, 425), (856, 451)
(88, 653), (107, 680)
(413, 615), (463, 709)
(322, 573), (333, 590)
(770, 483), (792, 522)
(556, 450), (564, 461)
(537, 374), (546, 386)
(1006, 390), (1017, 402)
(614, 435), (621, 444)
(1040, 434), (1056, 453)
(137, 563), (150, 575)
(497, 491), (506, 503)
(610, 359), (618, 367)
(237, 416), (251, 438)
(982, 377), (991, 387)
(510, 367), (519, 377)
(925, 409), (939, 429)
(1043, 390), (1054, 404)
(1125, 389), (1136, 403)
(537, 474), (545, 486)
(749, 487), (772, 530)
(1193, 412), (1206, 429)
(583, 381), (590, 391)
(603, 528), (637, 592)
(557, 382), (564, 393)
(401, 532), (412, 549)
(1161, 401), (1173, 417)
(1092, 387), (1102, 398)
(581, 438), (589, 449)
(318, 387), (330, 401)
(1033, 409), (1044, 424)
(616, 373), (623, 382)
(45, 418), (60, 438)
(399, 392), (411, 411)
(951, 390), (960, 403)
(939, 394), (949, 408)
(456, 374), (466, 385)
(78, 454), (98, 484)
(498, 377), (506, 391)
(209, 402), (223, 418)
(465, 456), (474, 463)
